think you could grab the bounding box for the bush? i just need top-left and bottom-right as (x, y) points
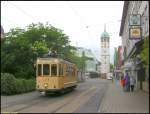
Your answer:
(28, 79), (36, 91)
(1, 73), (17, 95)
(1, 73), (36, 95)
(15, 79), (24, 93)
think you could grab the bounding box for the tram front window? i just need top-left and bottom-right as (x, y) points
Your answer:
(43, 64), (50, 75)
(51, 64), (57, 76)
(38, 64), (42, 76)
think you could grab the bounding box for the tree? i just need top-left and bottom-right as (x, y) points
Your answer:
(139, 36), (149, 77)
(1, 22), (75, 79)
(110, 63), (114, 72)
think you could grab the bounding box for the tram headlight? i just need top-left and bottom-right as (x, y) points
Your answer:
(44, 84), (48, 87)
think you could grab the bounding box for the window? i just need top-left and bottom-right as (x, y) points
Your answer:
(51, 64), (57, 76)
(69, 66), (72, 76)
(59, 64), (63, 76)
(38, 64), (42, 76)
(66, 65), (74, 76)
(66, 65), (69, 76)
(70, 66), (74, 76)
(104, 43), (106, 48)
(43, 64), (50, 75)
(73, 68), (75, 76)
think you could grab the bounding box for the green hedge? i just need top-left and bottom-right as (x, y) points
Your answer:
(1, 73), (36, 95)
(1, 73), (17, 95)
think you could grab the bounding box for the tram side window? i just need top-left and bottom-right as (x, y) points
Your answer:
(51, 64), (57, 76)
(43, 64), (50, 75)
(70, 66), (73, 76)
(73, 68), (75, 76)
(67, 66), (73, 76)
(66, 65), (69, 76)
(38, 64), (42, 76)
(59, 64), (63, 76)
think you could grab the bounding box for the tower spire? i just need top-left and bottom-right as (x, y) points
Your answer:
(104, 24), (106, 32)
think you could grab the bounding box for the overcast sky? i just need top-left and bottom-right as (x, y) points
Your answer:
(1, 1), (124, 64)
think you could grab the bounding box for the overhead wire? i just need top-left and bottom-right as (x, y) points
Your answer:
(7, 1), (35, 21)
(66, 2), (94, 51)
(86, 20), (121, 28)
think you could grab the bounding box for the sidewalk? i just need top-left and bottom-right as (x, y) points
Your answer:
(99, 80), (149, 113)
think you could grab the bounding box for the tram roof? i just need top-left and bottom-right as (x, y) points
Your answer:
(37, 57), (75, 65)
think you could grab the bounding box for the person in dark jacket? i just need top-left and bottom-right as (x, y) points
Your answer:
(130, 76), (136, 92)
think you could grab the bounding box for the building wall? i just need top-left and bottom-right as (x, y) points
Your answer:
(121, 1), (149, 58)
(86, 59), (97, 72)
(120, 1), (149, 91)
(76, 47), (100, 73)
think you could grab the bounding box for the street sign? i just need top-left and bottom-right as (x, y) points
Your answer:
(129, 14), (141, 26)
(129, 27), (142, 40)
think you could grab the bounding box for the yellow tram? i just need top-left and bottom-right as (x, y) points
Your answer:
(36, 57), (77, 94)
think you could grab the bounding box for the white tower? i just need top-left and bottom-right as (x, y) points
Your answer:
(100, 25), (110, 78)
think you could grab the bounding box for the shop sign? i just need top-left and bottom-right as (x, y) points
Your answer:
(129, 27), (141, 40)
(129, 14), (141, 26)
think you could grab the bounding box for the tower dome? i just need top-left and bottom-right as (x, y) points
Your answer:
(101, 24), (109, 38)
(101, 31), (109, 38)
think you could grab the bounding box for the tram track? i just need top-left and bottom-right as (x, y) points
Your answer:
(51, 86), (97, 113)
(16, 86), (96, 113)
(1, 79), (109, 113)
(1, 86), (82, 113)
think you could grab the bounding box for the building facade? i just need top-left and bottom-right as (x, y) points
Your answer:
(100, 27), (110, 78)
(76, 47), (100, 75)
(119, 1), (149, 92)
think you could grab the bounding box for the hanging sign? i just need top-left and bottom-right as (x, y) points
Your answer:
(129, 27), (141, 40)
(129, 14), (141, 26)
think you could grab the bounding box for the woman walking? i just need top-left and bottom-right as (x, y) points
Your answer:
(124, 72), (130, 92)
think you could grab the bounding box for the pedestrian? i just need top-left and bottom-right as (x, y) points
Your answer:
(130, 76), (136, 92)
(124, 72), (130, 92)
(120, 76), (125, 91)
